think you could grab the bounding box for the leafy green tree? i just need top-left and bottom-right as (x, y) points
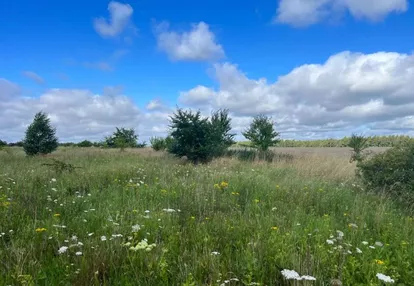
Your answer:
(168, 108), (234, 164)
(242, 115), (280, 151)
(23, 112), (59, 156)
(348, 133), (369, 163)
(105, 127), (138, 149)
(77, 140), (93, 147)
(150, 137), (167, 151)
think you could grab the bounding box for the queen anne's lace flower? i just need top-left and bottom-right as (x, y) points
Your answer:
(376, 273), (395, 283)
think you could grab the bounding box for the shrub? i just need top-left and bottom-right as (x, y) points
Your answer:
(104, 127), (138, 150)
(357, 142), (414, 206)
(77, 140), (93, 147)
(23, 112), (58, 156)
(168, 108), (235, 164)
(348, 133), (369, 163)
(243, 115), (280, 151)
(150, 137), (167, 151)
(0, 140), (7, 147)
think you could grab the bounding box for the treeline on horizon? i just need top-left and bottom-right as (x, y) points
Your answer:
(1, 135), (413, 148)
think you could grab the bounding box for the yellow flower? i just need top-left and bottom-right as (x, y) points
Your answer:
(35, 228), (47, 233)
(205, 217), (209, 220)
(271, 226), (279, 231)
(276, 185), (280, 189)
(132, 209), (138, 213)
(375, 259), (385, 265)
(191, 216), (195, 220)
(53, 213), (60, 217)
(219, 181), (228, 189)
(254, 199), (260, 203)
(231, 192), (239, 196)
(1, 201), (11, 207)
(343, 213), (348, 216)
(213, 183), (220, 189)
(323, 214), (329, 218)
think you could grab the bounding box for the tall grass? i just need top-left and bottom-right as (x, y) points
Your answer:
(0, 148), (413, 285)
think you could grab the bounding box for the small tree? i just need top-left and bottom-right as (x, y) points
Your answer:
(77, 140), (93, 147)
(23, 111), (59, 156)
(168, 108), (234, 164)
(242, 115), (280, 151)
(150, 137), (167, 151)
(348, 133), (369, 163)
(105, 127), (138, 149)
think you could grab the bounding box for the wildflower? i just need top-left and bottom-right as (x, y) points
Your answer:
(35, 228), (47, 233)
(131, 224), (141, 232)
(348, 223), (358, 229)
(254, 199), (260, 203)
(356, 248), (362, 254)
(281, 269), (300, 280)
(53, 213), (60, 217)
(51, 188), (57, 192)
(211, 251), (220, 255)
(129, 239), (156, 252)
(75, 251), (82, 256)
(71, 235), (78, 241)
(375, 259), (385, 265)
(161, 189), (168, 194)
(369, 246), (375, 249)
(100, 236), (107, 241)
(276, 185), (280, 188)
(376, 273), (395, 283)
(219, 181), (228, 189)
(301, 275), (316, 281)
(271, 207), (277, 211)
(362, 241), (369, 245)
(163, 208), (176, 213)
(88, 233), (94, 236)
(112, 234), (123, 238)
(336, 230), (344, 239)
(191, 216), (195, 220)
(144, 210), (150, 214)
(375, 241), (384, 247)
(58, 246), (68, 254)
(326, 239), (334, 245)
(214, 184), (220, 189)
(231, 192), (239, 195)
(323, 214), (329, 218)
(271, 226), (278, 231)
(51, 178), (57, 182)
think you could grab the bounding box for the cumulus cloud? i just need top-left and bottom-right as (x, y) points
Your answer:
(155, 21), (225, 61)
(94, 1), (134, 38)
(275, 0), (408, 27)
(22, 71), (45, 85)
(180, 51), (414, 137)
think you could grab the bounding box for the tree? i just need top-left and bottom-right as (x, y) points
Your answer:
(104, 127), (138, 150)
(168, 108), (234, 164)
(150, 137), (167, 151)
(348, 133), (369, 163)
(242, 115), (280, 151)
(77, 140), (93, 147)
(23, 112), (59, 156)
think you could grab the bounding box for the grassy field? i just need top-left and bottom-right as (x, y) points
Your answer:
(1, 147), (413, 285)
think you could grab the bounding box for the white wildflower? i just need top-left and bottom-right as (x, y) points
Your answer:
(376, 273), (395, 283)
(145, 210), (150, 214)
(211, 251), (220, 255)
(326, 239), (334, 245)
(75, 251), (82, 256)
(369, 246), (375, 249)
(88, 233), (94, 236)
(163, 208), (176, 213)
(131, 224), (141, 232)
(51, 178), (57, 182)
(362, 241), (369, 245)
(375, 241), (384, 247)
(71, 235), (78, 241)
(281, 269), (300, 280)
(101, 236), (107, 241)
(58, 246), (68, 254)
(336, 230), (344, 239)
(301, 275), (316, 281)
(356, 248), (363, 254)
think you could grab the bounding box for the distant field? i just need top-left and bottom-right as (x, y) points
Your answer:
(0, 147), (412, 285)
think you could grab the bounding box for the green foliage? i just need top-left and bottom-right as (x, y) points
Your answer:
(357, 142), (414, 206)
(258, 135), (414, 148)
(242, 115), (280, 151)
(150, 137), (167, 151)
(348, 134), (369, 163)
(104, 127), (138, 149)
(168, 108), (235, 164)
(42, 159), (81, 174)
(0, 140), (7, 147)
(23, 112), (58, 156)
(225, 148), (294, 163)
(77, 140), (93, 147)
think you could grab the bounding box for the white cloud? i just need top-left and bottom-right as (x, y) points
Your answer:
(180, 51), (414, 137)
(22, 71), (45, 85)
(94, 1), (134, 38)
(3, 51), (414, 142)
(275, 0), (408, 27)
(155, 21), (225, 61)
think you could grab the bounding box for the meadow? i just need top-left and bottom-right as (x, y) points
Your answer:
(0, 147), (413, 285)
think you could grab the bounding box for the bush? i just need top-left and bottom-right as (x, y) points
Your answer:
(357, 142), (414, 206)
(150, 137), (167, 151)
(0, 140), (7, 147)
(243, 115), (280, 151)
(23, 112), (59, 156)
(348, 133), (369, 163)
(168, 108), (235, 164)
(225, 148), (294, 163)
(104, 127), (138, 150)
(77, 140), (93, 147)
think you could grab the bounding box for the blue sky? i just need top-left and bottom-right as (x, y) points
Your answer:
(1, 0), (414, 142)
